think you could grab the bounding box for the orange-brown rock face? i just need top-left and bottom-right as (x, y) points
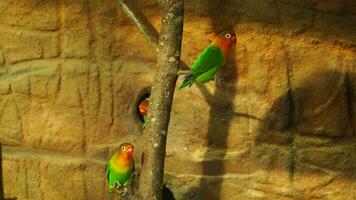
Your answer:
(0, 0), (355, 200)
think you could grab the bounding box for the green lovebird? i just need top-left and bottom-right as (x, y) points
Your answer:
(138, 98), (148, 124)
(106, 143), (135, 196)
(179, 31), (237, 89)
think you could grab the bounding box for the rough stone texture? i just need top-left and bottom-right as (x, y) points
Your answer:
(0, 1), (59, 31)
(0, 28), (59, 64)
(0, 0), (355, 200)
(61, 0), (90, 58)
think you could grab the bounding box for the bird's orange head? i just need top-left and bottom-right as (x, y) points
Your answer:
(139, 99), (148, 116)
(118, 143), (134, 158)
(212, 31), (237, 57)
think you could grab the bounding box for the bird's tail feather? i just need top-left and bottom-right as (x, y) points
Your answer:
(179, 73), (194, 90)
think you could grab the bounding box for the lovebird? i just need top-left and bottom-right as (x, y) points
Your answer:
(138, 99), (148, 123)
(179, 31), (237, 89)
(106, 143), (135, 196)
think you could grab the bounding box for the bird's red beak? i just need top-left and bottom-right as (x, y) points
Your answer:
(127, 148), (133, 157)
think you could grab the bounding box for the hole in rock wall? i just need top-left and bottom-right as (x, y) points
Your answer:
(163, 184), (176, 200)
(137, 88), (150, 124)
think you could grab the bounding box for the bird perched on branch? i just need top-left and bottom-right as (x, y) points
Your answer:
(179, 31), (237, 89)
(106, 143), (135, 196)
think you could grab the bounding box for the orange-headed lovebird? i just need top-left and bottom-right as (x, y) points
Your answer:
(138, 99), (148, 123)
(179, 32), (236, 89)
(106, 143), (135, 196)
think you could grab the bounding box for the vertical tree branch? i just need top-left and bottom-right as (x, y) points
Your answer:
(138, 0), (184, 199)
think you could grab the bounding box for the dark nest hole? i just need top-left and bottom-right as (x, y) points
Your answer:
(136, 88), (151, 124)
(163, 184), (176, 200)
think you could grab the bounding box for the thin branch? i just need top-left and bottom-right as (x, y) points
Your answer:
(138, 0), (184, 199)
(117, 0), (159, 50)
(117, 0), (191, 70)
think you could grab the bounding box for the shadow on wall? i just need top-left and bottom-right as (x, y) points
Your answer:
(182, 70), (355, 199)
(255, 70), (355, 183)
(204, 0), (243, 198)
(180, 0), (355, 198)
(257, 70), (355, 142)
(182, 0), (240, 199)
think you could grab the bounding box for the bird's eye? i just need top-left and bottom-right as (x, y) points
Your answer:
(225, 33), (231, 38)
(121, 147), (126, 151)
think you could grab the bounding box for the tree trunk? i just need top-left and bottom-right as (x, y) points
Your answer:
(138, 0), (184, 199)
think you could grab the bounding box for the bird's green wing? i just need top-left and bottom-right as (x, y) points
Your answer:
(179, 45), (224, 89)
(123, 160), (135, 187)
(106, 161), (114, 193)
(190, 45), (224, 75)
(106, 162), (111, 182)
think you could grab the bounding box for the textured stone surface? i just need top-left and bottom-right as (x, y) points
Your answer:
(0, 0), (355, 200)
(0, 28), (59, 64)
(0, 1), (59, 31)
(61, 0), (90, 58)
(3, 151), (86, 200)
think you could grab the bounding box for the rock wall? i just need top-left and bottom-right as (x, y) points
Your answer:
(0, 0), (355, 199)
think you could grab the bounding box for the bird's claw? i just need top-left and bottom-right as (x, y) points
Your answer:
(112, 183), (128, 197)
(120, 187), (128, 197)
(114, 182), (122, 190)
(214, 76), (224, 87)
(133, 171), (140, 176)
